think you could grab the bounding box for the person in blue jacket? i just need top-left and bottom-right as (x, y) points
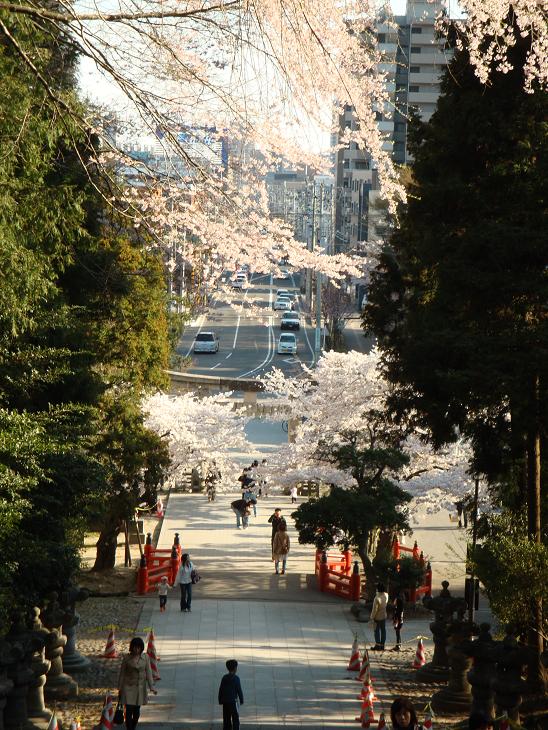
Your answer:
(218, 659), (244, 730)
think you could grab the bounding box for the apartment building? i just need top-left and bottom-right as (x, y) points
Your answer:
(334, 0), (450, 252)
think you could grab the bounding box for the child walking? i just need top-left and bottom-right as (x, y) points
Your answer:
(218, 659), (244, 730)
(157, 575), (171, 612)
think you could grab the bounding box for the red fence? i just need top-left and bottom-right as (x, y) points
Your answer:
(315, 549), (361, 601)
(391, 537), (432, 602)
(137, 532), (182, 594)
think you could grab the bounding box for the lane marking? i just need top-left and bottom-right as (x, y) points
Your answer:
(210, 362), (221, 370)
(225, 353), (232, 359)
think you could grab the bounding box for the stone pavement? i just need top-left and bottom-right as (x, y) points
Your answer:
(134, 491), (487, 728)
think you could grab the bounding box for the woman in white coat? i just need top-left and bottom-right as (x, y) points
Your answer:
(118, 637), (157, 730)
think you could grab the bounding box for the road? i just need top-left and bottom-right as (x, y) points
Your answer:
(176, 270), (316, 379)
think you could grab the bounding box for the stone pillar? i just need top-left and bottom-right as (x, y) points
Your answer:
(27, 608), (52, 726)
(41, 594), (78, 700)
(4, 640), (33, 730)
(432, 619), (475, 714)
(0, 642), (15, 730)
(60, 586), (91, 673)
(417, 581), (467, 683)
(492, 626), (529, 722)
(462, 623), (497, 719)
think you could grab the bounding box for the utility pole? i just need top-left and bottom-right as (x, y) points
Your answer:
(305, 182), (316, 312)
(314, 183), (324, 363)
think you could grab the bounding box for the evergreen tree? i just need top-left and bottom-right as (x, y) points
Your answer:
(364, 24), (547, 689)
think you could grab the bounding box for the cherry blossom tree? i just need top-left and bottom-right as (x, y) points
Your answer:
(143, 391), (251, 488)
(260, 349), (473, 514)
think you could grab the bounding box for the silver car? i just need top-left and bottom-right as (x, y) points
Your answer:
(193, 331), (219, 353)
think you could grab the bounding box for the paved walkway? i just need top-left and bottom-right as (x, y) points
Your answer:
(136, 491), (485, 729)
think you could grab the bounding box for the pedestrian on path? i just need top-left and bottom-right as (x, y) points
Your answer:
(272, 522), (290, 574)
(231, 498), (252, 529)
(390, 698), (421, 730)
(157, 576), (171, 612)
(176, 553), (195, 612)
(391, 590), (404, 651)
(370, 582), (388, 651)
(118, 637), (157, 730)
(290, 485), (297, 503)
(268, 508), (287, 545)
(218, 659), (244, 730)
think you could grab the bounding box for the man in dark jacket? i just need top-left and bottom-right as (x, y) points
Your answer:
(268, 508), (287, 545)
(231, 498), (251, 529)
(218, 659), (244, 730)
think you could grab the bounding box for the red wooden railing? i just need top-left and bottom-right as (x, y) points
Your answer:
(391, 537), (432, 602)
(314, 549), (361, 601)
(137, 532), (182, 594)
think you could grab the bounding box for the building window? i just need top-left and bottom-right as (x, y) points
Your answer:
(395, 122), (406, 132)
(410, 46), (421, 53)
(409, 85), (419, 92)
(354, 160), (370, 170)
(411, 27), (423, 34)
(377, 33), (386, 43)
(410, 65), (421, 73)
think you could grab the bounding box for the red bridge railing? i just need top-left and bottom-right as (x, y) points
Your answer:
(315, 549), (361, 601)
(137, 532), (182, 594)
(391, 537), (432, 602)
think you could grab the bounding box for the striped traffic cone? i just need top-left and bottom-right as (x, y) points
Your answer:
(70, 721), (82, 730)
(356, 649), (370, 682)
(378, 713), (386, 730)
(96, 694), (115, 730)
(348, 635), (361, 671)
(413, 638), (426, 669)
(103, 628), (117, 658)
(47, 714), (60, 730)
(147, 628), (161, 681)
(357, 669), (377, 701)
(355, 684), (375, 726)
(423, 713), (433, 730)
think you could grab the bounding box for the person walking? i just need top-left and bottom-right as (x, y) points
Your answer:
(231, 498), (252, 529)
(218, 659), (244, 730)
(118, 637), (157, 730)
(272, 522), (290, 574)
(290, 485), (297, 504)
(370, 582), (388, 651)
(392, 590), (404, 650)
(176, 553), (195, 612)
(157, 575), (171, 612)
(268, 508), (286, 545)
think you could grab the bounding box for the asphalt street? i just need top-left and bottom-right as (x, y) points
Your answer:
(176, 270), (316, 379)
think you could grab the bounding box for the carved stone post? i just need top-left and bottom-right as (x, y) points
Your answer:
(462, 623), (497, 719)
(0, 642), (15, 730)
(27, 608), (52, 725)
(417, 581), (467, 683)
(41, 593), (78, 700)
(432, 618), (475, 713)
(60, 585), (91, 673)
(4, 637), (34, 730)
(492, 626), (529, 722)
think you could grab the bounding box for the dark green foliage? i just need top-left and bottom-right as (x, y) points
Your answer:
(292, 429), (412, 590)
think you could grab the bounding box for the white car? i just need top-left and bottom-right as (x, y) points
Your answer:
(280, 312), (300, 330)
(273, 299), (292, 311)
(231, 275), (247, 289)
(277, 333), (297, 355)
(276, 288), (289, 298)
(193, 331), (219, 353)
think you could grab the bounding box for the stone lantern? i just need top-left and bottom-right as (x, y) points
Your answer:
(40, 593), (78, 700)
(60, 584), (91, 673)
(461, 622), (497, 719)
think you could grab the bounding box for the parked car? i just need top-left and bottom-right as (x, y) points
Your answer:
(277, 333), (297, 355)
(280, 312), (300, 330)
(193, 331), (219, 353)
(273, 299), (292, 311)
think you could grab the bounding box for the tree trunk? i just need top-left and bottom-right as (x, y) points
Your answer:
(93, 516), (123, 571)
(526, 374), (546, 693)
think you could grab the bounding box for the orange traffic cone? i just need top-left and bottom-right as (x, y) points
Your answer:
(498, 712), (509, 730)
(96, 694), (114, 730)
(356, 649), (370, 682)
(357, 669), (377, 701)
(355, 684), (375, 726)
(423, 713), (433, 730)
(348, 635), (361, 671)
(103, 628), (117, 658)
(147, 628), (161, 681)
(70, 721), (82, 730)
(47, 714), (60, 730)
(413, 638), (426, 668)
(378, 713), (386, 730)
